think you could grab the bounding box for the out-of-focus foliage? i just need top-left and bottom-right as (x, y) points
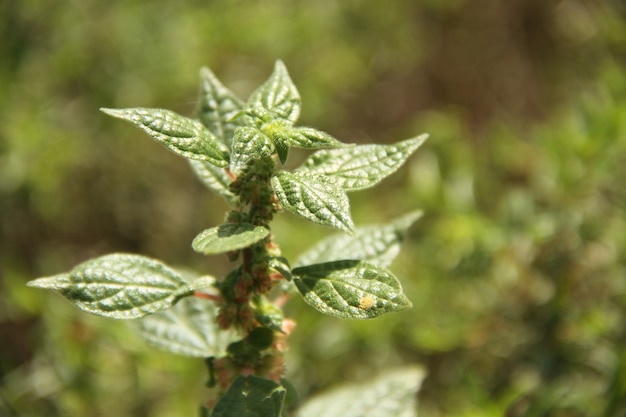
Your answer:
(1, 0), (625, 416)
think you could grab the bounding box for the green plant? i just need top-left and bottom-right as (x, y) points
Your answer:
(27, 60), (427, 416)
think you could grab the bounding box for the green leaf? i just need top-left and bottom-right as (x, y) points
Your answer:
(230, 127), (275, 173)
(196, 67), (245, 146)
(295, 211), (423, 268)
(296, 366), (425, 417)
(192, 223), (270, 255)
(298, 134), (428, 191)
(271, 171), (354, 234)
(135, 294), (236, 357)
(27, 254), (211, 319)
(292, 260), (412, 319)
(275, 139), (289, 165)
(189, 160), (237, 205)
(101, 108), (229, 167)
(267, 256), (292, 281)
(272, 125), (346, 150)
(247, 60), (301, 124)
(211, 375), (286, 417)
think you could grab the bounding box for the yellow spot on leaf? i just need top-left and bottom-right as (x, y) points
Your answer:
(359, 295), (376, 310)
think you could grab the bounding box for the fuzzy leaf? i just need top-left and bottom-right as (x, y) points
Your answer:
(135, 295), (236, 357)
(230, 127), (275, 173)
(272, 125), (346, 150)
(189, 160), (237, 205)
(295, 211), (422, 268)
(196, 67), (245, 146)
(292, 260), (412, 319)
(101, 108), (229, 167)
(247, 60), (300, 123)
(297, 366), (425, 417)
(192, 223), (270, 255)
(27, 254), (211, 319)
(298, 134), (428, 191)
(211, 375), (286, 417)
(271, 171), (354, 233)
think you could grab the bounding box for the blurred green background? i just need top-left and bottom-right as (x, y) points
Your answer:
(2, 0), (626, 416)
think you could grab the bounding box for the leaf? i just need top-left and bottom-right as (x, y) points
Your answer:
(296, 366), (425, 417)
(298, 134), (428, 191)
(271, 171), (354, 234)
(292, 260), (412, 319)
(247, 60), (301, 124)
(295, 211), (423, 268)
(101, 108), (229, 167)
(27, 254), (212, 319)
(211, 375), (286, 417)
(196, 67), (245, 146)
(135, 295), (236, 357)
(230, 127), (275, 173)
(188, 160), (237, 205)
(272, 125), (346, 150)
(275, 139), (289, 165)
(192, 223), (270, 255)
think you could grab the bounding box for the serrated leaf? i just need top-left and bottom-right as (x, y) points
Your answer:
(272, 125), (346, 150)
(189, 160), (237, 205)
(101, 108), (230, 166)
(135, 295), (236, 357)
(27, 254), (211, 319)
(196, 67), (245, 146)
(298, 134), (428, 191)
(296, 366), (425, 417)
(230, 126), (275, 173)
(295, 211), (423, 268)
(247, 60), (301, 123)
(292, 260), (412, 319)
(211, 375), (286, 417)
(271, 171), (354, 233)
(192, 223), (270, 255)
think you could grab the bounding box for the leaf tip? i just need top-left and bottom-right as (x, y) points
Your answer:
(27, 274), (69, 291)
(100, 107), (126, 119)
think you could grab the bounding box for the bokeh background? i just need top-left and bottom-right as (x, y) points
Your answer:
(2, 1), (626, 416)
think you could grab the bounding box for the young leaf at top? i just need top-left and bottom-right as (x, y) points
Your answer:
(269, 124), (346, 150)
(27, 253), (212, 319)
(247, 60), (301, 124)
(295, 210), (423, 268)
(192, 223), (270, 255)
(296, 366), (425, 417)
(230, 126), (275, 173)
(196, 67), (245, 146)
(189, 160), (237, 206)
(135, 295), (237, 357)
(271, 171), (354, 234)
(211, 375), (286, 417)
(292, 260), (412, 319)
(298, 134), (428, 191)
(101, 108), (230, 167)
